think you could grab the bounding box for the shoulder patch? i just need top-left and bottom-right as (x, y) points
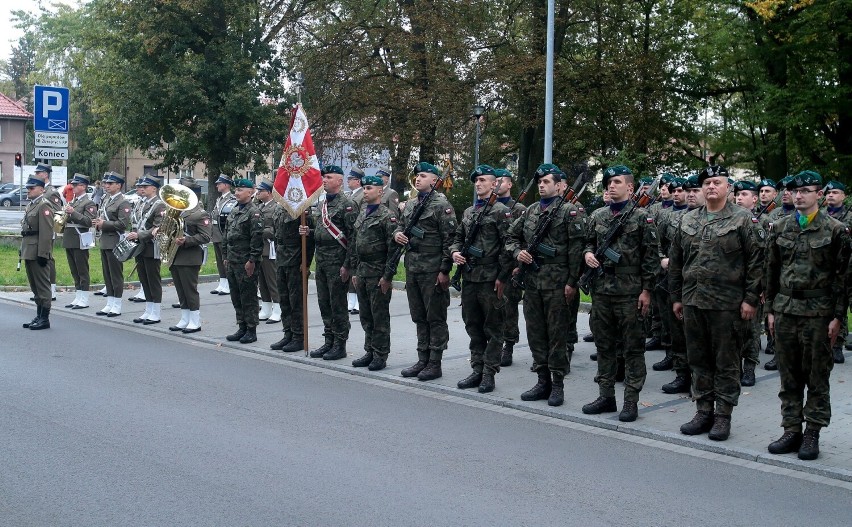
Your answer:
(161, 210), (166, 216)
(254, 213), (261, 217)
(88, 207), (95, 213)
(346, 206), (353, 212)
(203, 219), (210, 225)
(579, 207), (585, 212)
(44, 209), (51, 216)
(505, 212), (512, 218)
(751, 217), (758, 223)
(390, 217), (397, 223)
(570, 210), (577, 216)
(646, 217), (654, 223)
(124, 208), (130, 213)
(445, 208), (452, 215)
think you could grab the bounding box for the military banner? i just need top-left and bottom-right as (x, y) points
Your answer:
(273, 103), (323, 218)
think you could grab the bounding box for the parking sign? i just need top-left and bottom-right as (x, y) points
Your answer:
(33, 85), (70, 133)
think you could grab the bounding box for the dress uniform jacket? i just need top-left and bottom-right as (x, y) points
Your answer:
(61, 195), (97, 249)
(21, 196), (54, 260)
(133, 197), (167, 258)
(98, 193), (132, 249)
(211, 191), (235, 244)
(171, 207), (212, 266)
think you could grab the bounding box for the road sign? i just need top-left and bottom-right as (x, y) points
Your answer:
(33, 85), (70, 133)
(34, 146), (69, 160)
(34, 131), (69, 148)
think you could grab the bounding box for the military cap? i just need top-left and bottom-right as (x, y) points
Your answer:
(697, 165), (730, 185)
(535, 163), (566, 182)
(668, 177), (686, 190)
(824, 180), (846, 193)
(682, 175), (701, 189)
(602, 164), (632, 188)
(494, 168), (513, 179)
(35, 163), (52, 174)
(234, 178), (255, 189)
(469, 164), (497, 182)
(733, 180), (757, 193)
(361, 174), (383, 187)
(638, 177), (654, 186)
(215, 174), (234, 186)
(787, 170), (823, 190)
(348, 167), (365, 180)
(70, 173), (91, 185)
(756, 178), (776, 190)
(135, 175), (162, 188)
(660, 172), (676, 183)
(376, 169), (391, 180)
(413, 161), (441, 177)
(102, 171), (125, 184)
(322, 164), (344, 176)
(776, 175), (794, 190)
(256, 180), (273, 192)
(179, 175), (200, 189)
(25, 177), (46, 188)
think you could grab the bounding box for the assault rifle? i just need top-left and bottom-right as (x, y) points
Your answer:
(511, 172), (589, 289)
(450, 180), (502, 291)
(578, 177), (661, 295)
(754, 191), (783, 222)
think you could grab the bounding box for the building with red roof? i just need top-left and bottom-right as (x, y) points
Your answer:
(0, 92), (33, 184)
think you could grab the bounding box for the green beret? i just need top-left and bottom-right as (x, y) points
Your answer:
(639, 177), (653, 186)
(234, 178), (255, 189)
(668, 177), (686, 190)
(494, 168), (513, 179)
(535, 163), (565, 181)
(777, 175), (793, 190)
(469, 164), (497, 182)
(787, 170), (823, 190)
(322, 165), (344, 176)
(682, 175), (700, 189)
(824, 180), (846, 193)
(413, 161), (441, 177)
(660, 173), (675, 184)
(697, 165), (729, 185)
(733, 180), (757, 193)
(756, 178), (776, 190)
(602, 165), (632, 188)
(361, 175), (383, 187)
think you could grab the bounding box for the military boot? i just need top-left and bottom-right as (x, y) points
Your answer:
(226, 324), (247, 341)
(798, 426), (820, 460)
(833, 346), (845, 364)
(765, 336), (775, 355)
(352, 352), (374, 368)
(322, 341), (347, 360)
(680, 410), (714, 435)
(662, 375), (690, 394)
(615, 357), (626, 382)
(478, 372), (495, 393)
(270, 332), (293, 350)
(741, 363), (756, 387)
(457, 371), (483, 390)
(619, 400), (638, 422)
(29, 307), (51, 330)
(547, 373), (564, 407)
(652, 350), (674, 371)
(708, 415), (731, 441)
(239, 326), (257, 344)
(310, 339), (334, 358)
(367, 355), (387, 371)
(417, 360), (442, 381)
(583, 333), (594, 342)
(768, 430), (803, 455)
(589, 353), (597, 361)
(401, 360), (428, 378)
(582, 396), (617, 414)
(521, 371), (552, 401)
(23, 305), (42, 329)
(500, 342), (514, 367)
(764, 356), (778, 370)
(645, 336), (663, 351)
(281, 337), (305, 353)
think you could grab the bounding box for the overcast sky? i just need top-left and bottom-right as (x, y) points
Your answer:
(1, 1), (64, 62)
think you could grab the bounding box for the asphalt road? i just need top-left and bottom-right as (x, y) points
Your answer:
(1, 301), (850, 526)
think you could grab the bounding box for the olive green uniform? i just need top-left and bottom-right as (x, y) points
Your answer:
(273, 209), (314, 342)
(97, 193), (132, 298)
(170, 207), (212, 310)
(211, 191), (235, 279)
(21, 195), (55, 309)
(62, 195), (97, 292)
(223, 202), (264, 328)
(257, 199), (280, 305)
(133, 197), (167, 304)
(497, 197), (526, 348)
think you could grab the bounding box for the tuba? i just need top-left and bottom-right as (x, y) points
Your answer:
(53, 209), (69, 234)
(156, 184), (199, 267)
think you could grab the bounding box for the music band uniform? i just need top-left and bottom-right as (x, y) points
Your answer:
(62, 173), (98, 308)
(96, 171), (132, 316)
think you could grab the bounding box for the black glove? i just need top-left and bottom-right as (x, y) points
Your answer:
(37, 256), (48, 267)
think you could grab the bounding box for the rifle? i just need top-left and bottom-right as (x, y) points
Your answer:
(578, 177), (660, 295)
(511, 172), (589, 289)
(386, 165), (450, 276)
(450, 180), (503, 291)
(754, 191), (783, 221)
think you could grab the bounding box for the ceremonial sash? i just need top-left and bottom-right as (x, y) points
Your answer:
(321, 200), (348, 248)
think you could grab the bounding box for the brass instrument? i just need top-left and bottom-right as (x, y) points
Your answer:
(156, 183), (199, 266)
(53, 208), (68, 234)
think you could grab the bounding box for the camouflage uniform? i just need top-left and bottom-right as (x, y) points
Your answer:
(656, 204), (690, 378)
(223, 202), (264, 328)
(825, 205), (852, 351)
(669, 201), (764, 416)
(764, 205), (796, 363)
(272, 208), (314, 345)
(765, 212), (848, 431)
(647, 200), (674, 342)
(584, 204), (658, 404)
(565, 203), (587, 350)
(497, 196), (526, 354)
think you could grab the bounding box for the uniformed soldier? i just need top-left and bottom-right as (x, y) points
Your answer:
(646, 173), (675, 353)
(210, 174), (235, 295)
(127, 175), (166, 324)
(581, 165), (658, 421)
(306, 165), (357, 360)
(20, 176), (55, 330)
(670, 165), (764, 441)
(765, 170), (849, 461)
(450, 165), (513, 393)
(255, 179), (282, 323)
(346, 167), (365, 314)
(395, 162), (456, 381)
(495, 167), (526, 367)
(822, 180), (851, 364)
(162, 176), (212, 333)
(757, 178), (778, 209)
(733, 179), (763, 386)
(32, 164), (63, 300)
(92, 171), (132, 316)
(349, 174), (397, 371)
(377, 168), (401, 212)
(62, 173), (98, 309)
(223, 178), (264, 344)
(765, 175), (796, 371)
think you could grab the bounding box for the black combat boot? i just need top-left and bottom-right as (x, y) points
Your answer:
(239, 326), (257, 344)
(281, 336), (305, 353)
(29, 307), (51, 330)
(270, 332), (293, 350)
(833, 346), (845, 364)
(765, 336), (775, 355)
(520, 371), (552, 401)
(582, 396), (617, 414)
(401, 360), (428, 378)
(322, 342), (347, 360)
(478, 373), (495, 393)
(547, 373), (564, 406)
(708, 415), (731, 441)
(309, 340), (334, 358)
(619, 400), (638, 422)
(741, 363), (756, 387)
(768, 430), (803, 455)
(645, 336), (663, 351)
(590, 353), (597, 361)
(367, 355), (387, 371)
(417, 360), (442, 381)
(798, 426), (820, 460)
(352, 352), (373, 368)
(583, 333), (594, 342)
(662, 375), (690, 394)
(652, 351), (674, 371)
(226, 324), (247, 341)
(500, 342), (514, 367)
(680, 410), (714, 435)
(457, 371), (483, 389)
(23, 305), (42, 329)
(615, 357), (626, 382)
(764, 356), (778, 370)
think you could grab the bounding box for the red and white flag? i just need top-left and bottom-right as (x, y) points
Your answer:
(273, 103), (323, 218)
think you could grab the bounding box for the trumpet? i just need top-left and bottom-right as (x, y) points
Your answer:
(156, 184), (199, 266)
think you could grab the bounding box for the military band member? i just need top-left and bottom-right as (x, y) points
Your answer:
(62, 173), (98, 309)
(223, 179), (264, 344)
(733, 180), (763, 386)
(255, 180), (282, 323)
(210, 174), (235, 295)
(33, 163), (63, 300)
(20, 177), (55, 330)
(823, 180), (852, 364)
(306, 165), (357, 361)
(92, 171), (132, 316)
(765, 171), (849, 461)
(350, 175), (397, 371)
(377, 168), (401, 212)
(127, 175), (166, 324)
(395, 162), (456, 381)
(451, 165), (513, 393)
(495, 167), (526, 367)
(346, 168), (365, 314)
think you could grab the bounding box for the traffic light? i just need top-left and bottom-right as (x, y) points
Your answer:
(14, 152), (22, 167)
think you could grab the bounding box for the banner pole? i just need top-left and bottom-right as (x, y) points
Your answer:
(301, 211), (309, 356)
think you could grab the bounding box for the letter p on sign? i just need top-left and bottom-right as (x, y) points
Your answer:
(42, 91), (62, 117)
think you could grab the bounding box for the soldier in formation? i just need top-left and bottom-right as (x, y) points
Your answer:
(20, 175), (56, 330)
(255, 180), (282, 324)
(210, 174), (235, 295)
(495, 168), (526, 367)
(92, 171), (132, 317)
(346, 167), (364, 314)
(62, 173), (97, 310)
(822, 180), (852, 363)
(127, 175), (167, 325)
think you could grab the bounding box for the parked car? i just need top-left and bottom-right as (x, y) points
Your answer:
(0, 186), (29, 207)
(0, 183), (17, 194)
